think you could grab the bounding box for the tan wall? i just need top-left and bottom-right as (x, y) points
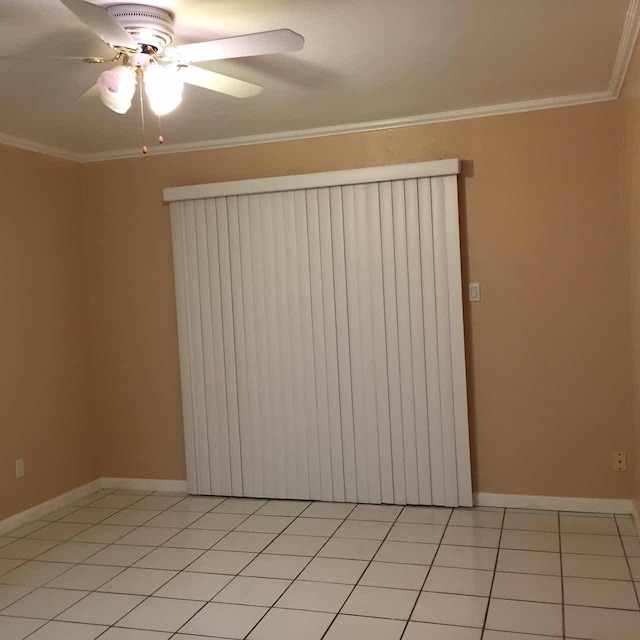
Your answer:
(0, 144), (98, 521)
(82, 101), (633, 499)
(620, 46), (640, 515)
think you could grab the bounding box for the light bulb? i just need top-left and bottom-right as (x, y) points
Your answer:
(97, 66), (137, 114)
(145, 64), (184, 116)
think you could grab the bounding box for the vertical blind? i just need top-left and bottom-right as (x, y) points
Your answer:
(168, 162), (472, 507)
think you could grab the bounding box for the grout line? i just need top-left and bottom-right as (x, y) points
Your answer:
(558, 507), (566, 639)
(478, 506), (506, 639)
(615, 516), (640, 611)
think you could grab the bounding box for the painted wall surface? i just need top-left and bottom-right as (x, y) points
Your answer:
(0, 144), (98, 520)
(82, 101), (633, 499)
(620, 45), (640, 517)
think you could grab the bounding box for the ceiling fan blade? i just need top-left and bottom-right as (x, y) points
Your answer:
(0, 55), (90, 61)
(60, 0), (138, 50)
(168, 29), (304, 63)
(180, 65), (263, 98)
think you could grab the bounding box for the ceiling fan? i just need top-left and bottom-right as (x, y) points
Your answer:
(2, 0), (304, 148)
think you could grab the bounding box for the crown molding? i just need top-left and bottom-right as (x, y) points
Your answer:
(0, 131), (80, 162)
(77, 90), (614, 163)
(610, 0), (640, 96)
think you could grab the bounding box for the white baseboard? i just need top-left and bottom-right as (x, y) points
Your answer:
(632, 500), (640, 535)
(0, 478), (102, 536)
(474, 492), (633, 515)
(100, 477), (189, 493)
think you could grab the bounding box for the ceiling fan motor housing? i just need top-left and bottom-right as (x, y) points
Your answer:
(107, 4), (174, 52)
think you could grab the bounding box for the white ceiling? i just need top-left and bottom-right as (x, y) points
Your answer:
(0, 0), (634, 159)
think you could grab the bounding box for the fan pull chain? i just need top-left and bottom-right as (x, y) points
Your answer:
(158, 116), (164, 144)
(139, 78), (148, 155)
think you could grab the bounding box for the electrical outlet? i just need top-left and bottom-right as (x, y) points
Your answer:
(15, 458), (24, 479)
(613, 452), (627, 472)
(468, 282), (481, 302)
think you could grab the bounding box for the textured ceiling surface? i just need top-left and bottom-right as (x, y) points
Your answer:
(0, 0), (630, 154)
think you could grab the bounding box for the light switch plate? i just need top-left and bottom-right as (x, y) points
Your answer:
(468, 282), (481, 302)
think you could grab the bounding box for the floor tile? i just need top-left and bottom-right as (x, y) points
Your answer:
(360, 561), (428, 589)
(42, 507), (82, 522)
(298, 557), (367, 584)
(623, 536), (640, 557)
(433, 545), (497, 570)
(616, 516), (638, 537)
(411, 592), (488, 627)
(343, 585), (418, 619)
(561, 533), (624, 556)
(26, 620), (107, 640)
(189, 513), (248, 531)
(496, 549), (561, 576)
(116, 596), (203, 632)
(60, 509), (120, 525)
(500, 530), (559, 552)
(491, 572), (562, 603)
(348, 504), (402, 522)
(0, 559), (24, 577)
(0, 615), (45, 640)
(102, 511), (161, 527)
(0, 538), (59, 560)
(28, 523), (92, 542)
(37, 542), (105, 563)
(212, 498), (268, 514)
(212, 532), (277, 552)
(323, 614), (404, 640)
(482, 632), (556, 640)
(0, 538), (13, 548)
(503, 513), (559, 532)
(334, 520), (392, 540)
(72, 525), (136, 544)
(242, 553), (311, 579)
(84, 545), (152, 567)
(284, 517), (341, 537)
(248, 607), (333, 640)
(57, 592), (145, 625)
(387, 523), (444, 544)
(403, 622), (482, 640)
(90, 496), (143, 510)
(214, 576), (290, 606)
(169, 496), (225, 512)
(98, 568), (176, 596)
(0, 584), (34, 609)
(134, 547), (203, 570)
(0, 561), (72, 586)
(255, 500), (311, 517)
(562, 553), (631, 580)
(374, 541), (437, 565)
(187, 550), (256, 575)
(180, 602), (267, 638)
(235, 515), (295, 534)
(564, 604), (640, 640)
(154, 571), (231, 600)
(563, 576), (639, 610)
(449, 509), (503, 529)
(423, 567), (493, 596)
(275, 579), (351, 612)
(143, 512), (204, 528)
(265, 535), (328, 556)
(162, 528), (226, 550)
(115, 528), (182, 547)
(318, 537), (380, 560)
(485, 599), (562, 636)
(75, 490), (115, 506)
(560, 515), (618, 535)
(302, 502), (356, 519)
(5, 522), (49, 538)
(398, 506), (451, 525)
(629, 557), (640, 580)
(2, 586), (87, 619)
(47, 565), (124, 591)
(128, 496), (183, 511)
(442, 526), (500, 548)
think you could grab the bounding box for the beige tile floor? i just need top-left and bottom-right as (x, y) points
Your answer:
(0, 489), (638, 639)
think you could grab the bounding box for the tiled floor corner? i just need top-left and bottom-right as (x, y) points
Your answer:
(1, 489), (639, 639)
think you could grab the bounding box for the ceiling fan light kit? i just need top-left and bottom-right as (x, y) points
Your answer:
(13, 0), (306, 153)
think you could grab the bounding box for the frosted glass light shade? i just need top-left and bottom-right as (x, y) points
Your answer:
(97, 66), (137, 114)
(145, 64), (184, 116)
